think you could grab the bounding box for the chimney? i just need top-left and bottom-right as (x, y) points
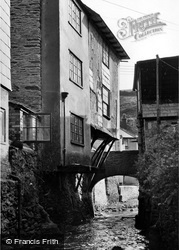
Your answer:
(121, 114), (127, 129)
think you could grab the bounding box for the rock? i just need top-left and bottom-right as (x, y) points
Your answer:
(40, 222), (61, 236)
(125, 247), (134, 250)
(111, 208), (117, 212)
(1, 245), (13, 250)
(118, 236), (126, 240)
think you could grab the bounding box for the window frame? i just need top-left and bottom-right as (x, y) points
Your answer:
(70, 113), (84, 146)
(69, 51), (83, 88)
(102, 85), (110, 119)
(102, 42), (109, 68)
(68, 0), (82, 35)
(22, 112), (51, 143)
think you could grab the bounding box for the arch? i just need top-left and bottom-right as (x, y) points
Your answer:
(88, 150), (139, 191)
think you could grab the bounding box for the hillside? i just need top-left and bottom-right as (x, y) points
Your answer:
(120, 90), (137, 134)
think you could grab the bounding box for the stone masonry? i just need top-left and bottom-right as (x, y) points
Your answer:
(10, 0), (41, 111)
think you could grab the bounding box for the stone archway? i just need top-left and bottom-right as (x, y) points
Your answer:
(88, 150), (139, 191)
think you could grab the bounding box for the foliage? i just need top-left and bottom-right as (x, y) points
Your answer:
(136, 123), (178, 249)
(9, 147), (39, 204)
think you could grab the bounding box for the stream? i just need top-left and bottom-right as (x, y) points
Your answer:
(64, 208), (163, 250)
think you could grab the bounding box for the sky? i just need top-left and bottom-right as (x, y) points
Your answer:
(82, 0), (179, 90)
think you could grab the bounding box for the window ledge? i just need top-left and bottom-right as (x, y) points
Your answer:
(0, 141), (7, 145)
(103, 114), (111, 120)
(69, 78), (83, 89)
(71, 141), (84, 147)
(102, 61), (109, 69)
(68, 22), (82, 37)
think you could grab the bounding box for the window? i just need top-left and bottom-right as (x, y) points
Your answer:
(69, 0), (81, 34)
(22, 113), (51, 142)
(70, 113), (84, 145)
(69, 51), (82, 87)
(124, 139), (129, 149)
(102, 86), (110, 118)
(0, 108), (6, 143)
(102, 42), (109, 67)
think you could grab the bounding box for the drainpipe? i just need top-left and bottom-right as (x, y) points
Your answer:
(61, 92), (69, 166)
(156, 54), (160, 133)
(9, 174), (21, 238)
(137, 69), (145, 153)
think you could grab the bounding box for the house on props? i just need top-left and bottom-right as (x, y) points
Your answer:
(9, 0), (129, 222)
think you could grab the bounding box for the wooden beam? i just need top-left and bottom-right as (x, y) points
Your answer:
(58, 165), (104, 173)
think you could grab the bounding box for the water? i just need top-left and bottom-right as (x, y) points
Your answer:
(64, 209), (159, 250)
(1, 209), (162, 250)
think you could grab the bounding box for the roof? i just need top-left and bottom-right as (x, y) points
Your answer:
(120, 127), (137, 138)
(133, 55), (179, 104)
(77, 0), (129, 60)
(91, 124), (118, 141)
(9, 100), (35, 114)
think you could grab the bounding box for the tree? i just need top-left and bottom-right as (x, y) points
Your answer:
(136, 123), (178, 249)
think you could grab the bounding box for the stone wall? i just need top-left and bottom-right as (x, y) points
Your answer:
(90, 151), (138, 189)
(1, 144), (95, 247)
(1, 145), (60, 242)
(93, 179), (108, 207)
(99, 176), (138, 204)
(92, 176), (139, 210)
(1, 179), (18, 237)
(10, 0), (41, 111)
(106, 182), (139, 204)
(39, 172), (94, 227)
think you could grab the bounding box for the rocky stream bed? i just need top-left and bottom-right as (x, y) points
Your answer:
(64, 205), (163, 250)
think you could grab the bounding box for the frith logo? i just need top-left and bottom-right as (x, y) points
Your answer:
(117, 13), (166, 41)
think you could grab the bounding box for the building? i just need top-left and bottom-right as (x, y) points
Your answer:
(116, 113), (138, 151)
(120, 128), (138, 151)
(10, 0), (129, 166)
(133, 55), (179, 151)
(0, 0), (11, 178)
(133, 55), (178, 234)
(9, 0), (129, 223)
